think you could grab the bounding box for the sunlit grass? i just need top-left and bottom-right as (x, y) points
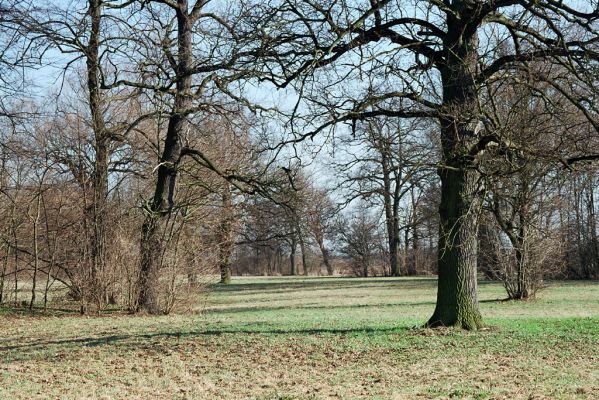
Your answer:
(1, 277), (598, 399)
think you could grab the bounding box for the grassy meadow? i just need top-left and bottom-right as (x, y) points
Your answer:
(1, 277), (598, 399)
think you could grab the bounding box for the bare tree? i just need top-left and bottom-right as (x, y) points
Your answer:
(93, 0), (267, 312)
(331, 117), (435, 277)
(336, 204), (384, 277)
(238, 195), (292, 276)
(255, 0), (599, 329)
(306, 186), (337, 275)
(557, 167), (599, 279)
(10, 0), (150, 310)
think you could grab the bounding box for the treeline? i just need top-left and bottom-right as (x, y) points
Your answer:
(235, 115), (599, 295)
(2, 106), (598, 314)
(1, 0), (599, 328)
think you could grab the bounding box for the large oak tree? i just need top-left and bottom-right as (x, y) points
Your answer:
(255, 0), (599, 329)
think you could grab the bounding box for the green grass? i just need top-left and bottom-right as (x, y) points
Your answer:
(1, 277), (598, 399)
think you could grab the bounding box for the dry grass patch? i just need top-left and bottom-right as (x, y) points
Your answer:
(1, 277), (598, 399)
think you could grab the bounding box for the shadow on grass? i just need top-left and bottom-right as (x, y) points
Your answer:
(211, 278), (439, 297)
(201, 300), (439, 315)
(0, 306), (76, 317)
(0, 324), (412, 361)
(201, 296), (509, 315)
(211, 277), (506, 297)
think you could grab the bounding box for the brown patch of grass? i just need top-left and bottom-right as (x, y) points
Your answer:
(1, 277), (598, 399)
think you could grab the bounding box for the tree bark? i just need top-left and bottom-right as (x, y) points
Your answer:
(219, 188), (234, 284)
(382, 148), (401, 277)
(428, 167), (482, 329)
(317, 240), (333, 276)
(427, 13), (483, 329)
(289, 236), (297, 275)
(137, 0), (193, 313)
(298, 229), (308, 275)
(87, 0), (109, 308)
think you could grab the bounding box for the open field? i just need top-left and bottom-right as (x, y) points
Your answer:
(1, 277), (598, 399)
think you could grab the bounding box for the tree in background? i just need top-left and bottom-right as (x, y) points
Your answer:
(336, 202), (386, 277)
(554, 166), (599, 280)
(331, 117), (435, 277)
(2, 0), (599, 323)
(479, 75), (573, 300)
(306, 186), (337, 276)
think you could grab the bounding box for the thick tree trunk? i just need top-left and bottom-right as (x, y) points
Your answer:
(86, 0), (109, 309)
(137, 110), (186, 312)
(427, 167), (482, 329)
(513, 247), (527, 299)
(386, 210), (400, 276)
(138, 217), (162, 312)
(220, 260), (232, 284)
(427, 14), (483, 329)
(389, 241), (399, 276)
(508, 209), (532, 300)
(137, 0), (193, 313)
